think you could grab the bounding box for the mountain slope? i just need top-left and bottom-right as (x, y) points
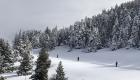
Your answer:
(1, 46), (140, 80)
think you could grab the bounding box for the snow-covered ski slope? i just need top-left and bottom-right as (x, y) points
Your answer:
(2, 46), (140, 80)
(49, 46), (140, 70)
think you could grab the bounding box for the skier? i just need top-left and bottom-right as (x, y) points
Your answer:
(115, 61), (118, 67)
(77, 57), (79, 61)
(57, 54), (58, 58)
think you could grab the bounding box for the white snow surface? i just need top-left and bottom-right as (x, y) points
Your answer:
(1, 46), (140, 80)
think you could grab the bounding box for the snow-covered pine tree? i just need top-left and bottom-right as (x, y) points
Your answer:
(83, 17), (92, 48)
(24, 30), (41, 49)
(48, 37), (56, 50)
(39, 33), (50, 49)
(110, 17), (121, 50)
(31, 48), (51, 80)
(46, 27), (59, 50)
(40, 27), (56, 50)
(68, 33), (75, 50)
(55, 61), (67, 80)
(82, 27), (90, 48)
(49, 61), (67, 80)
(51, 26), (58, 47)
(57, 28), (69, 46)
(13, 31), (32, 60)
(17, 34), (33, 76)
(0, 54), (3, 73)
(45, 27), (57, 49)
(138, 9), (140, 48)
(97, 11), (109, 47)
(128, 15), (140, 48)
(89, 27), (101, 52)
(17, 53), (33, 76)
(119, 8), (132, 48)
(45, 27), (52, 37)
(22, 33), (33, 54)
(72, 21), (84, 49)
(14, 32), (33, 75)
(13, 31), (23, 60)
(0, 39), (14, 73)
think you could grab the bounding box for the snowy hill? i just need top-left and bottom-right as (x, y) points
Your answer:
(1, 46), (140, 80)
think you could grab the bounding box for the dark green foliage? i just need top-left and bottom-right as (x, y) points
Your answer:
(23, 30), (41, 49)
(49, 61), (67, 80)
(0, 38), (14, 73)
(39, 27), (57, 50)
(55, 61), (67, 80)
(15, 32), (33, 76)
(45, 27), (51, 36)
(39, 33), (50, 49)
(31, 48), (51, 80)
(13, 30), (32, 59)
(17, 53), (33, 76)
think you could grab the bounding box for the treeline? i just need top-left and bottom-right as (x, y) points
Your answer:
(8, 0), (140, 53)
(57, 0), (140, 52)
(13, 27), (58, 50)
(12, 0), (140, 53)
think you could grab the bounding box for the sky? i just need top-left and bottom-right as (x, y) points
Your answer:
(0, 0), (133, 40)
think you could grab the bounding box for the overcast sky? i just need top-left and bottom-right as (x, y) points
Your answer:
(0, 0), (133, 40)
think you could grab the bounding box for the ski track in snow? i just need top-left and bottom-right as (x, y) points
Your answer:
(1, 46), (140, 80)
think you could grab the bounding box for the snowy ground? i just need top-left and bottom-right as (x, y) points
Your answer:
(1, 46), (140, 80)
(49, 46), (140, 70)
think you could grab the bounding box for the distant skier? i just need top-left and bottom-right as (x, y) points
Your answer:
(77, 57), (79, 61)
(57, 54), (59, 58)
(115, 61), (118, 67)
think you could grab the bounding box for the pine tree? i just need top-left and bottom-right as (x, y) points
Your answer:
(48, 37), (56, 50)
(51, 27), (58, 47)
(55, 61), (67, 80)
(120, 9), (132, 48)
(17, 33), (33, 76)
(89, 27), (101, 52)
(0, 53), (4, 73)
(111, 17), (121, 50)
(39, 33), (50, 49)
(17, 53), (33, 76)
(24, 30), (41, 49)
(128, 15), (140, 48)
(45, 27), (51, 37)
(13, 31), (25, 60)
(0, 39), (14, 73)
(31, 48), (51, 80)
